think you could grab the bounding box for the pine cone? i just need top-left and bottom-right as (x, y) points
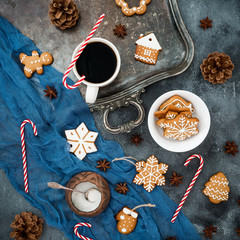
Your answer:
(10, 212), (43, 240)
(200, 52), (234, 84)
(49, 0), (79, 30)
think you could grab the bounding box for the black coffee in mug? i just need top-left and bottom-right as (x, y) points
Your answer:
(76, 42), (117, 84)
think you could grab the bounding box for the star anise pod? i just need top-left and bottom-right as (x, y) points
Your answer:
(166, 237), (176, 240)
(238, 197), (240, 207)
(203, 224), (217, 239)
(113, 24), (127, 38)
(236, 228), (240, 236)
(170, 172), (183, 186)
(115, 182), (129, 194)
(130, 133), (143, 146)
(96, 159), (111, 172)
(43, 85), (58, 99)
(200, 17), (212, 30)
(224, 141), (239, 156)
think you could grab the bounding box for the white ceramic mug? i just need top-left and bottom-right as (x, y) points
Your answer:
(72, 38), (121, 104)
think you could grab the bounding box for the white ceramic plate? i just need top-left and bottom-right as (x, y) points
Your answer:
(148, 90), (211, 152)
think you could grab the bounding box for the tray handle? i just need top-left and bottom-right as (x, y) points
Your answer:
(90, 89), (145, 134)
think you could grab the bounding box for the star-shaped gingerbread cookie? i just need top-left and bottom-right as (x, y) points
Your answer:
(163, 113), (199, 141)
(133, 155), (168, 192)
(65, 122), (98, 160)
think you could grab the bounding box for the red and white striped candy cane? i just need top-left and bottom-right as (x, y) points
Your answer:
(171, 154), (204, 223)
(74, 222), (93, 240)
(62, 14), (105, 90)
(20, 119), (38, 193)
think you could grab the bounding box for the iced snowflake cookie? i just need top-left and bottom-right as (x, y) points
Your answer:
(203, 172), (230, 204)
(160, 95), (195, 113)
(115, 0), (151, 16)
(163, 113), (199, 141)
(135, 33), (162, 65)
(133, 155), (168, 192)
(65, 122), (98, 160)
(19, 51), (53, 78)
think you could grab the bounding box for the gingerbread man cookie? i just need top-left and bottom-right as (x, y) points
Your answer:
(116, 206), (138, 234)
(115, 0), (151, 16)
(19, 51), (53, 78)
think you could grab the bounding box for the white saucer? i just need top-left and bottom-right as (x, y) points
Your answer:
(148, 90), (211, 152)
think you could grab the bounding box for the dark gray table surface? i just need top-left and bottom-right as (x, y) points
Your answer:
(0, 0), (239, 239)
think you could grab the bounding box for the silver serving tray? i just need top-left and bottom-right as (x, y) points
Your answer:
(1, 0), (193, 134)
(90, 0), (194, 134)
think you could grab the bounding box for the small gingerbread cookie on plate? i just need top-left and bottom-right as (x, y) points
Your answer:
(165, 111), (179, 120)
(154, 105), (189, 119)
(163, 113), (199, 141)
(160, 95), (195, 113)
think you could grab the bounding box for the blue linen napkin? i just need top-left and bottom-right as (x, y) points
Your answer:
(0, 16), (200, 240)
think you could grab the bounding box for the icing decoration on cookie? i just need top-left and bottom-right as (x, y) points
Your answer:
(19, 51), (53, 78)
(154, 105), (189, 119)
(163, 113), (199, 141)
(135, 33), (162, 65)
(156, 118), (166, 128)
(181, 111), (192, 118)
(203, 172), (230, 204)
(65, 123), (98, 160)
(116, 203), (155, 234)
(116, 206), (138, 234)
(157, 111), (192, 126)
(133, 155), (168, 192)
(112, 156), (168, 192)
(165, 111), (179, 120)
(115, 0), (151, 16)
(160, 95), (195, 113)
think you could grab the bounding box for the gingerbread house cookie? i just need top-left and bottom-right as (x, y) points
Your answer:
(135, 33), (162, 65)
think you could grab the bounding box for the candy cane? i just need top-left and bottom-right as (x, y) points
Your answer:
(20, 119), (38, 193)
(62, 14), (105, 90)
(74, 222), (93, 240)
(171, 154), (204, 223)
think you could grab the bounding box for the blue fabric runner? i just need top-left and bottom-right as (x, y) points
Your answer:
(0, 16), (201, 240)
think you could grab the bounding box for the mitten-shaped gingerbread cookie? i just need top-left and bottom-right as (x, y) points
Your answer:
(20, 51), (53, 78)
(116, 206), (138, 234)
(116, 204), (155, 234)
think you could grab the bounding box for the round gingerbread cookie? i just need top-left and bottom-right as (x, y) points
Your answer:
(115, 0), (152, 16)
